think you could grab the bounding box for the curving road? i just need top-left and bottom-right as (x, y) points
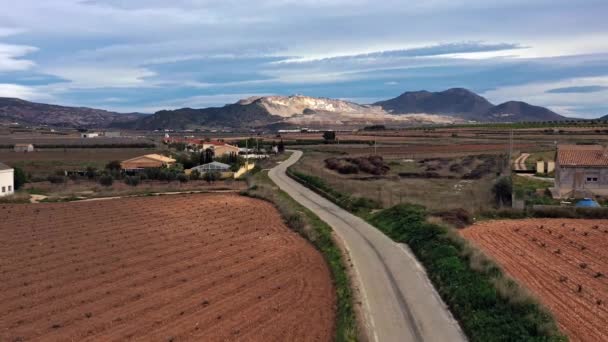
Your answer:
(269, 151), (466, 342)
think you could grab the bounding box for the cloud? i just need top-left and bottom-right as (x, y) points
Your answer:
(482, 76), (608, 118)
(546, 85), (608, 94)
(43, 66), (157, 89)
(0, 0), (606, 117)
(276, 42), (526, 63)
(0, 83), (53, 101)
(0, 43), (38, 72)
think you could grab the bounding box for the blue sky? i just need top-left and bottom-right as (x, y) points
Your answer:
(0, 0), (607, 117)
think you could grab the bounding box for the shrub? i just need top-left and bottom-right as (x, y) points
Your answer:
(13, 166), (27, 190)
(105, 160), (122, 171)
(124, 176), (140, 187)
(98, 174), (114, 187)
(85, 166), (97, 180)
(190, 169), (201, 180)
(177, 174), (188, 183)
(203, 171), (220, 184)
(433, 208), (473, 228)
(47, 175), (66, 184)
(337, 164), (359, 174)
(492, 176), (513, 207)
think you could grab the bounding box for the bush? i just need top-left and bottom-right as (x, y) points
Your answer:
(190, 169), (201, 180)
(177, 174), (188, 183)
(433, 208), (473, 228)
(98, 174), (114, 187)
(492, 176), (512, 207)
(13, 166), (27, 190)
(203, 171), (220, 184)
(105, 160), (122, 171)
(124, 176), (140, 187)
(47, 175), (66, 184)
(85, 166), (98, 180)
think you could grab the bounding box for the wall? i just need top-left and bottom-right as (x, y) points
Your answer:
(0, 169), (14, 197)
(556, 166), (608, 197)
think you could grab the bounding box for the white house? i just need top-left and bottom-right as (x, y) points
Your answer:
(81, 132), (100, 138)
(0, 162), (14, 197)
(14, 143), (35, 152)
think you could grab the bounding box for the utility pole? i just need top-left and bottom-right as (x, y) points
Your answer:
(374, 137), (377, 156)
(245, 137), (249, 166)
(507, 129), (513, 175)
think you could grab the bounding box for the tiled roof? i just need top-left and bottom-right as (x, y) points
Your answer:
(122, 154), (176, 164)
(557, 145), (608, 167)
(0, 162), (13, 171)
(144, 154), (176, 163)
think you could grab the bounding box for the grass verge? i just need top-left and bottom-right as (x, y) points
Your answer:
(287, 169), (381, 214)
(242, 169), (358, 342)
(288, 168), (567, 341)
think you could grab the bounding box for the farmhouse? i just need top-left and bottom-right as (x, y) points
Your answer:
(203, 141), (239, 156)
(555, 144), (608, 198)
(0, 162), (14, 197)
(14, 143), (34, 152)
(81, 132), (100, 138)
(121, 154), (176, 171)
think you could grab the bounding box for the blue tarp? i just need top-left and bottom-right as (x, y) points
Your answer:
(575, 198), (601, 208)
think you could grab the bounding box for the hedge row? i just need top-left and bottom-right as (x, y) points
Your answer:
(368, 204), (566, 342)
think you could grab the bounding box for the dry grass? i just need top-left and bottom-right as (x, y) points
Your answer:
(292, 151), (496, 213)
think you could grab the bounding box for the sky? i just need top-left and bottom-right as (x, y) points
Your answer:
(0, 0), (607, 117)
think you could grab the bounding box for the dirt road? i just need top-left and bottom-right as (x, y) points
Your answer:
(269, 151), (465, 342)
(513, 153), (530, 170)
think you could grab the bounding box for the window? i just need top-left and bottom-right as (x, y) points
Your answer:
(586, 177), (598, 182)
(1, 186), (5, 193)
(8, 186), (12, 192)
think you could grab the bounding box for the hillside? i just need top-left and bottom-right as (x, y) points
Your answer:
(122, 95), (461, 130)
(0, 97), (144, 128)
(373, 88), (494, 118)
(1, 89), (567, 130)
(481, 101), (564, 122)
(114, 101), (282, 130)
(374, 88), (565, 122)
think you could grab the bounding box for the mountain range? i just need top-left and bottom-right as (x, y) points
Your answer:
(0, 88), (569, 130)
(0, 97), (144, 128)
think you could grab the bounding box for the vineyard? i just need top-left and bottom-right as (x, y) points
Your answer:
(0, 194), (335, 341)
(461, 219), (608, 342)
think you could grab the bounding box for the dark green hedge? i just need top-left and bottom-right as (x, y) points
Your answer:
(368, 204), (566, 342)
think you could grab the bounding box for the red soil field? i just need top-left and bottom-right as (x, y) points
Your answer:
(461, 219), (608, 342)
(0, 194), (335, 341)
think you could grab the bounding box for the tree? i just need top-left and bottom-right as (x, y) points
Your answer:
(278, 139), (285, 153)
(323, 131), (336, 142)
(105, 160), (122, 171)
(492, 176), (512, 207)
(203, 171), (219, 184)
(99, 174), (114, 187)
(13, 167), (27, 190)
(202, 148), (215, 164)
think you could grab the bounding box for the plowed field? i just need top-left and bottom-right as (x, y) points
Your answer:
(0, 194), (335, 341)
(461, 219), (608, 342)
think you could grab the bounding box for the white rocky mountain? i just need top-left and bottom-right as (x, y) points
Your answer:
(238, 95), (460, 126)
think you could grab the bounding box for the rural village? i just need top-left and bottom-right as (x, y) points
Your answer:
(0, 1), (606, 340)
(1, 121), (608, 342)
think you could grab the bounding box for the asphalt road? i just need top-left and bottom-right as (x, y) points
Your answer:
(269, 150), (466, 342)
